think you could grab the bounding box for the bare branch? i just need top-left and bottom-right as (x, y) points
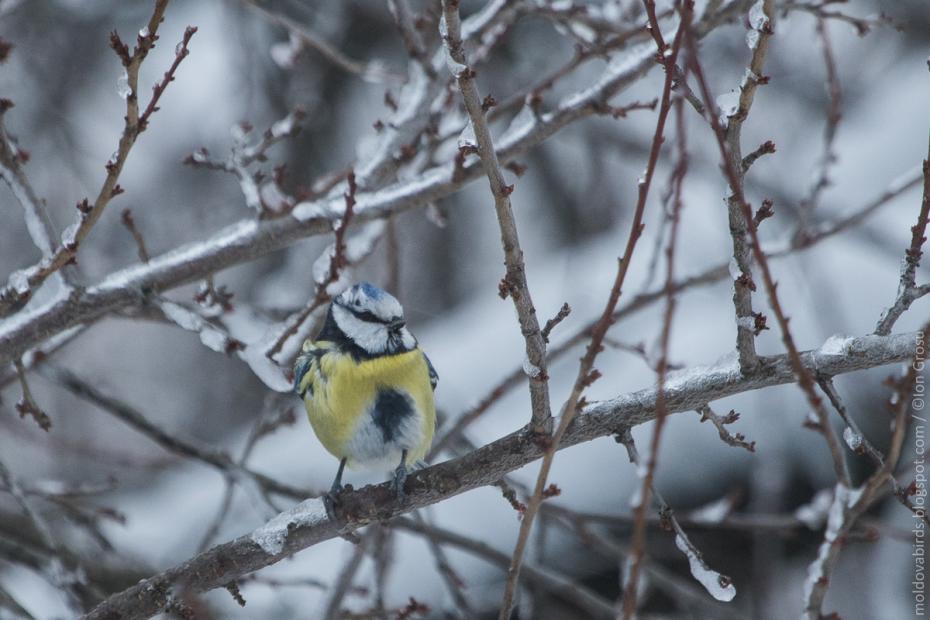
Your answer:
(441, 0), (552, 436)
(81, 330), (918, 620)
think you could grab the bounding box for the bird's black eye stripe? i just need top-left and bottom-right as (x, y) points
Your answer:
(351, 308), (386, 324)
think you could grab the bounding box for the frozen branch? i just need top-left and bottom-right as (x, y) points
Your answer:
(80, 328), (919, 619)
(0, 6), (195, 317)
(874, 153), (930, 335)
(0, 0), (752, 368)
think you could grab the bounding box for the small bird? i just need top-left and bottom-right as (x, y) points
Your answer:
(293, 282), (437, 500)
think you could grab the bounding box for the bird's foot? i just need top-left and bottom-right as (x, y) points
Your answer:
(392, 462), (408, 501)
(323, 482), (344, 520)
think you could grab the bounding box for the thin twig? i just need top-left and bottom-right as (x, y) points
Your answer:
(501, 3), (693, 616)
(441, 0), (553, 436)
(0, 6), (194, 316)
(874, 145), (930, 334)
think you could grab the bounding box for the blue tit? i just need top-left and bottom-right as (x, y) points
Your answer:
(293, 282), (437, 499)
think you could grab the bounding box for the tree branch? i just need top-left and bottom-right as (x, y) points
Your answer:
(82, 330), (917, 620)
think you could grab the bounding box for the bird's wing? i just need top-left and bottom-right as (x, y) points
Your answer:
(293, 341), (332, 397)
(423, 352), (439, 391)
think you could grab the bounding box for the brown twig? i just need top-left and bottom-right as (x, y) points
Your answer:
(0, 4), (194, 316)
(120, 209), (150, 262)
(874, 145), (930, 335)
(13, 359), (51, 431)
(685, 13), (851, 488)
(697, 404), (756, 452)
(265, 171), (359, 360)
(621, 60), (690, 617)
(501, 2), (693, 616)
(441, 0), (553, 437)
(721, 0), (775, 374)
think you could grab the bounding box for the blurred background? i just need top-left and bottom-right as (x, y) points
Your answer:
(0, 0), (928, 618)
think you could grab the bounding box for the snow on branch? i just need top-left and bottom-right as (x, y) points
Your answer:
(82, 329), (918, 620)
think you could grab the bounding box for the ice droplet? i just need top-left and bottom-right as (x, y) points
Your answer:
(716, 90), (740, 126)
(749, 1), (769, 30)
(728, 257), (741, 280)
(139, 26), (150, 38)
(457, 121), (477, 150)
(116, 71), (132, 100)
(842, 427), (863, 451)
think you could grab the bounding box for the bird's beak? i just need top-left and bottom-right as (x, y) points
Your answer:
(389, 318), (406, 331)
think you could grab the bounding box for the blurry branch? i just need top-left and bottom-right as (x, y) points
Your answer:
(242, 0), (404, 84)
(120, 209), (150, 263)
(687, 19), (852, 487)
(441, 0), (552, 437)
(386, 0), (432, 73)
(796, 17), (841, 234)
(874, 152), (930, 335)
(818, 377), (926, 523)
(803, 328), (926, 618)
(185, 108), (305, 217)
(779, 0), (895, 35)
(39, 365), (311, 502)
(265, 172), (359, 361)
(321, 530), (373, 620)
(0, 458), (94, 613)
(721, 0), (774, 374)
(13, 358), (51, 431)
(620, 433), (735, 605)
(198, 395), (297, 552)
(82, 330), (919, 620)
(430, 165), (919, 459)
(412, 512), (474, 616)
(0, 4), (195, 317)
(622, 62), (691, 614)
(0, 101), (68, 284)
(395, 517), (614, 619)
(545, 503), (746, 620)
(0, 0), (753, 368)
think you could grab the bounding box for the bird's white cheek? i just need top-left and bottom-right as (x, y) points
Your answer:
(400, 328), (416, 350)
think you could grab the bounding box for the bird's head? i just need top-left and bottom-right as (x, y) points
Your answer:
(331, 282), (416, 355)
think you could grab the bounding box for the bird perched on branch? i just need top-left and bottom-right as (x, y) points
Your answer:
(294, 282), (437, 501)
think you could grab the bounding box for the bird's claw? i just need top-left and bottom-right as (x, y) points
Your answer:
(392, 463), (408, 501)
(323, 484), (344, 520)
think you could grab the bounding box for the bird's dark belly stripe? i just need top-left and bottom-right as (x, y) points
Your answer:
(372, 389), (414, 443)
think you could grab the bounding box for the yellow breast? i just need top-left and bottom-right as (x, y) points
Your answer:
(301, 345), (436, 467)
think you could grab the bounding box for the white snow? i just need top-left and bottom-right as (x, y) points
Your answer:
(9, 269), (29, 294)
(116, 70), (132, 100)
(674, 533), (737, 601)
(794, 488), (834, 529)
(802, 484), (849, 604)
(748, 1), (768, 30)
(745, 29), (760, 51)
(728, 257), (741, 280)
(270, 114), (296, 138)
(457, 120), (477, 150)
(736, 316), (755, 330)
(689, 496), (731, 524)
(818, 334), (853, 356)
(250, 497), (329, 555)
(842, 426), (863, 451)
(522, 357), (541, 379)
(715, 89), (740, 127)
(138, 26), (150, 38)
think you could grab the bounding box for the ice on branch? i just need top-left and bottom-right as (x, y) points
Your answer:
(674, 533), (737, 602)
(250, 497), (328, 555)
(116, 71), (132, 100)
